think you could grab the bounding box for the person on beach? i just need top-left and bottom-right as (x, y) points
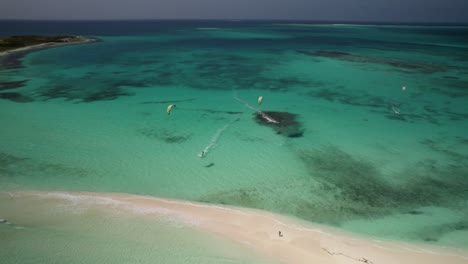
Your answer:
(279, 231), (283, 237)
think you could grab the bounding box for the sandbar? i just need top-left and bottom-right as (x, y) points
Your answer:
(3, 191), (467, 264)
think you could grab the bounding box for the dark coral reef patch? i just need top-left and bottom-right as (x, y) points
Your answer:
(0, 51), (29, 70)
(0, 80), (27, 91)
(137, 128), (192, 143)
(198, 144), (468, 236)
(0, 152), (88, 179)
(254, 111), (304, 138)
(0, 92), (33, 103)
(38, 84), (134, 103)
(297, 146), (468, 219)
(298, 50), (448, 74)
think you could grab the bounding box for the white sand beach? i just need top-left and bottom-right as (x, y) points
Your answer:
(3, 191), (467, 264)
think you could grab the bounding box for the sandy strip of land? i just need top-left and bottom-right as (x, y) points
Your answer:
(10, 191), (468, 264)
(0, 36), (97, 58)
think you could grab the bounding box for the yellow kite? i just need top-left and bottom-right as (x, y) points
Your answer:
(167, 104), (176, 115)
(258, 96), (263, 105)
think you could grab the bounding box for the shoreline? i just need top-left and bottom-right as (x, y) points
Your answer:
(3, 190), (467, 264)
(0, 36), (98, 58)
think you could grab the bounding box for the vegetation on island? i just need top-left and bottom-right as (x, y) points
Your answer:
(0, 35), (89, 52)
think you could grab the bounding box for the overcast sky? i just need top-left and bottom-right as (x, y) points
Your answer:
(1, 0), (467, 23)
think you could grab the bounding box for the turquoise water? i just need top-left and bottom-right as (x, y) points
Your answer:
(1, 21), (468, 248)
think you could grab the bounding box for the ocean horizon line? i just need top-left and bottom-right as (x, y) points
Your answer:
(1, 19), (467, 27)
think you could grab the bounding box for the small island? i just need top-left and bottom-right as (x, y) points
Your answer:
(0, 35), (97, 102)
(0, 35), (96, 56)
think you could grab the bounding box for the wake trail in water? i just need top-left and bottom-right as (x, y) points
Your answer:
(232, 91), (279, 124)
(198, 91), (279, 158)
(199, 117), (239, 158)
(233, 91), (259, 112)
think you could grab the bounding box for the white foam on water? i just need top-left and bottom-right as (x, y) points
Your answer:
(259, 112), (279, 124)
(26, 192), (202, 226)
(232, 91), (279, 124)
(391, 105), (401, 114)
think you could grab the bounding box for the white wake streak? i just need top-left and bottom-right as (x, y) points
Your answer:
(232, 91), (279, 124)
(199, 118), (238, 158)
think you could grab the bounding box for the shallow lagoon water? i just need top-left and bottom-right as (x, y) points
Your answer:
(1, 21), (468, 250)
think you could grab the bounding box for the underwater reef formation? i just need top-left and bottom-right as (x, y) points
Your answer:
(0, 152), (88, 179)
(297, 50), (447, 74)
(137, 128), (192, 143)
(198, 144), (468, 242)
(0, 50), (27, 70)
(0, 92), (33, 103)
(36, 84), (134, 103)
(254, 111), (304, 138)
(0, 80), (27, 91)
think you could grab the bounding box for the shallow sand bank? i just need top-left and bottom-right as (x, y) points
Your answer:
(3, 191), (467, 264)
